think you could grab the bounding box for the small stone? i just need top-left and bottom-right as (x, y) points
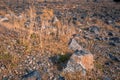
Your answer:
(52, 16), (59, 24)
(1, 65), (6, 70)
(68, 38), (82, 51)
(81, 13), (87, 19)
(21, 70), (41, 80)
(58, 75), (65, 80)
(105, 62), (111, 66)
(106, 20), (114, 25)
(109, 54), (120, 62)
(0, 16), (9, 22)
(114, 25), (120, 29)
(108, 42), (116, 46)
(89, 26), (100, 34)
(2, 76), (9, 80)
(103, 77), (111, 80)
(109, 37), (120, 43)
(95, 36), (102, 41)
(108, 32), (113, 36)
(24, 20), (31, 28)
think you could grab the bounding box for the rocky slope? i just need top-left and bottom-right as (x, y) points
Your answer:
(0, 0), (120, 80)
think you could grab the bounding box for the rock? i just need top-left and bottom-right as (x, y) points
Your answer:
(73, 17), (77, 21)
(106, 20), (114, 25)
(53, 75), (65, 80)
(21, 70), (41, 80)
(84, 33), (93, 40)
(0, 16), (9, 22)
(24, 20), (31, 28)
(109, 37), (120, 43)
(114, 25), (120, 29)
(63, 49), (94, 75)
(80, 13), (87, 19)
(68, 38), (82, 51)
(58, 75), (65, 80)
(103, 37), (109, 41)
(52, 16), (59, 24)
(109, 54), (120, 62)
(108, 32), (113, 36)
(1, 65), (6, 70)
(2, 76), (9, 80)
(35, 16), (41, 22)
(95, 36), (102, 41)
(89, 26), (100, 34)
(105, 62), (111, 66)
(103, 77), (111, 80)
(109, 37), (120, 46)
(108, 42), (116, 46)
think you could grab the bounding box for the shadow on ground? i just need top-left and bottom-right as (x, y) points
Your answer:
(49, 53), (72, 71)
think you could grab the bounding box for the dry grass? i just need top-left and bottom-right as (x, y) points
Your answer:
(39, 8), (76, 54)
(1, 1), (119, 79)
(0, 4), (76, 55)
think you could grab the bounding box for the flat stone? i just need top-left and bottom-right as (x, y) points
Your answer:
(21, 70), (41, 80)
(0, 16), (9, 22)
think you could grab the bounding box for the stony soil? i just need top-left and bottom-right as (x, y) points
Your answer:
(0, 0), (120, 80)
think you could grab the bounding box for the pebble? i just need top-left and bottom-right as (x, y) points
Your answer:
(109, 37), (120, 43)
(108, 32), (113, 36)
(109, 54), (120, 62)
(68, 38), (83, 51)
(21, 70), (41, 80)
(89, 26), (100, 34)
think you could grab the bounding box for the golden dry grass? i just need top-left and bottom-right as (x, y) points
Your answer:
(0, 6), (76, 55)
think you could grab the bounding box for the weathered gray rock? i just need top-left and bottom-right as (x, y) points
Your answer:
(68, 38), (82, 51)
(0, 16), (9, 22)
(63, 49), (94, 75)
(103, 77), (111, 80)
(52, 16), (59, 24)
(109, 53), (120, 62)
(89, 26), (100, 34)
(21, 70), (41, 80)
(24, 20), (31, 28)
(109, 37), (120, 43)
(114, 25), (120, 29)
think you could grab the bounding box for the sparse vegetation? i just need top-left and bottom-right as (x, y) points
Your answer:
(0, 0), (120, 80)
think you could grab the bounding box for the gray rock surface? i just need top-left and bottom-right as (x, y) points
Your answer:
(68, 38), (82, 51)
(64, 49), (94, 75)
(21, 70), (41, 80)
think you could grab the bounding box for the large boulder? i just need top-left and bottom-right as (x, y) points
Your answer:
(64, 38), (94, 75)
(64, 49), (94, 75)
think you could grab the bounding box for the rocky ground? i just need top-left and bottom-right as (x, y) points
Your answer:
(0, 0), (120, 80)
